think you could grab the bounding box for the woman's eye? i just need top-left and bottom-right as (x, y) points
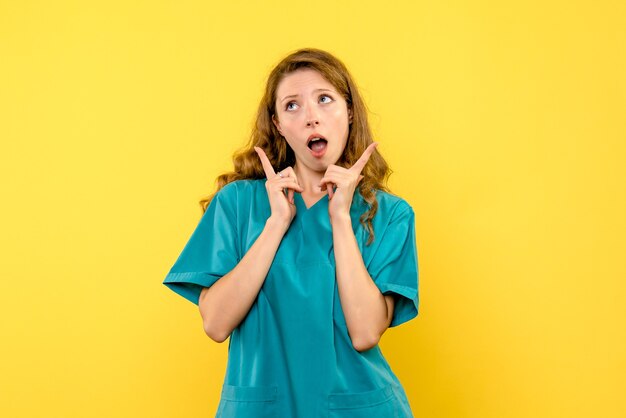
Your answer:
(285, 95), (332, 111)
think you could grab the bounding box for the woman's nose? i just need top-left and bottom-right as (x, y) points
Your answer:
(305, 103), (320, 126)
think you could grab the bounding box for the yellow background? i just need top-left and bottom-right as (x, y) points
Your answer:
(1, 1), (624, 417)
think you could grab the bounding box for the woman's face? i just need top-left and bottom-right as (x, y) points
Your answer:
(272, 68), (352, 173)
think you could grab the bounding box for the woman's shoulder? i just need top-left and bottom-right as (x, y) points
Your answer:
(215, 179), (264, 198)
(374, 189), (413, 210)
(368, 189), (414, 222)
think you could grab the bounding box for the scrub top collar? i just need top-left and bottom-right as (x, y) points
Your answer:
(292, 187), (368, 230)
(294, 191), (328, 213)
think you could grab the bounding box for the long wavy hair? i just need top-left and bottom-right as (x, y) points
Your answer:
(199, 47), (393, 245)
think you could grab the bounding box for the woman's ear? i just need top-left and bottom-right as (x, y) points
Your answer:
(272, 114), (282, 135)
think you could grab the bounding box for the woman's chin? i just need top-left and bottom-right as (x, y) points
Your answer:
(295, 149), (341, 172)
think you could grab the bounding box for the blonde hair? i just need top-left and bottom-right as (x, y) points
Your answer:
(200, 47), (393, 245)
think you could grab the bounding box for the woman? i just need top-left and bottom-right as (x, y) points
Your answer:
(163, 47), (419, 418)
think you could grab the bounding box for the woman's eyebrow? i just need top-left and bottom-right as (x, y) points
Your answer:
(280, 88), (334, 103)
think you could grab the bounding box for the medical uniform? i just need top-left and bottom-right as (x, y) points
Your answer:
(163, 179), (419, 418)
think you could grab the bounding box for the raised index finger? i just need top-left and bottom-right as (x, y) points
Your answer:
(254, 146), (276, 178)
(349, 142), (378, 174)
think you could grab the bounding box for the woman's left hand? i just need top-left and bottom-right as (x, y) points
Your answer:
(319, 142), (378, 220)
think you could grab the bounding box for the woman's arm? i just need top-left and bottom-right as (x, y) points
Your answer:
(198, 216), (289, 343)
(315, 143), (390, 352)
(200, 147), (303, 343)
(331, 213), (395, 352)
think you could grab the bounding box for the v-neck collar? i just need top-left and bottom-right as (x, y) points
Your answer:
(294, 192), (328, 213)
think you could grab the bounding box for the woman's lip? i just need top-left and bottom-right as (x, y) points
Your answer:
(307, 134), (326, 143)
(308, 141), (327, 158)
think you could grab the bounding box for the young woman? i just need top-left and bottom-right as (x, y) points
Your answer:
(163, 47), (419, 418)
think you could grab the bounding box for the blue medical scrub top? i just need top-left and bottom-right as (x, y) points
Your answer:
(163, 179), (419, 418)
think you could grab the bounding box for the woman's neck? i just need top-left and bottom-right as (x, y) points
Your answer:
(293, 162), (326, 195)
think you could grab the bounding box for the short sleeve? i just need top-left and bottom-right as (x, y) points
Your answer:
(367, 204), (419, 327)
(162, 183), (240, 306)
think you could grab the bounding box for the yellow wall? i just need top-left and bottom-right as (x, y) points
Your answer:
(1, 1), (624, 417)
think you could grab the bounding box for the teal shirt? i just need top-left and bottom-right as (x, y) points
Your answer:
(163, 179), (419, 417)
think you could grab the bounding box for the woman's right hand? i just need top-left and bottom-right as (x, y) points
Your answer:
(254, 146), (304, 227)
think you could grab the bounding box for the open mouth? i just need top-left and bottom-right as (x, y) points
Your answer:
(307, 137), (328, 150)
